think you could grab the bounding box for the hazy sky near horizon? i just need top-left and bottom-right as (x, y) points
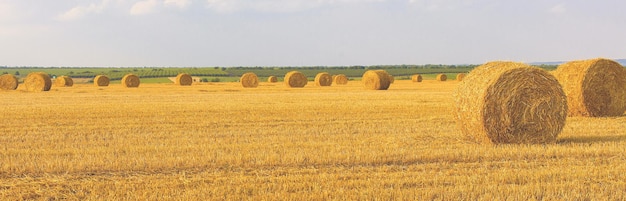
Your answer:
(1, 0), (625, 67)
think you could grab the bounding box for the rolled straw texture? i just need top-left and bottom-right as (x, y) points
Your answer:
(0, 74), (18, 90)
(54, 76), (73, 87)
(122, 74), (140, 88)
(552, 58), (626, 117)
(453, 61), (567, 144)
(176, 73), (193, 86)
(284, 71), (307, 88)
(94, 75), (110, 87)
(314, 72), (332, 86)
(362, 70), (391, 90)
(267, 76), (278, 83)
(333, 74), (348, 85)
(240, 72), (259, 88)
(25, 72), (52, 92)
(412, 74), (423, 82)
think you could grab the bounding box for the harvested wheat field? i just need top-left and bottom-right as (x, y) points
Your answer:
(1, 80), (626, 200)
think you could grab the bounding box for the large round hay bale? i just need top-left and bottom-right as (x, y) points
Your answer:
(54, 76), (73, 87)
(267, 76), (278, 83)
(240, 72), (259, 88)
(0, 74), (18, 90)
(456, 73), (466, 81)
(436, 74), (447, 81)
(175, 73), (193, 86)
(333, 74), (348, 85)
(552, 58), (626, 117)
(94, 75), (110, 87)
(284, 71), (307, 88)
(453, 61), (567, 144)
(314, 72), (332, 86)
(411, 74), (422, 82)
(24, 72), (52, 92)
(362, 70), (391, 90)
(122, 74), (140, 88)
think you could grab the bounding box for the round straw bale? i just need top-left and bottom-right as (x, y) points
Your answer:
(436, 74), (447, 81)
(284, 71), (307, 88)
(388, 74), (395, 84)
(453, 61), (567, 144)
(175, 73), (193, 86)
(122, 74), (140, 88)
(362, 70), (391, 90)
(240, 72), (259, 88)
(411, 74), (423, 82)
(267, 76), (278, 83)
(314, 72), (332, 86)
(94, 75), (110, 87)
(54, 76), (74, 87)
(0, 74), (19, 90)
(24, 72), (52, 92)
(552, 58), (626, 117)
(456, 73), (466, 81)
(333, 74), (348, 85)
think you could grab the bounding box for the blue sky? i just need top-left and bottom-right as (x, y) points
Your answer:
(1, 0), (625, 67)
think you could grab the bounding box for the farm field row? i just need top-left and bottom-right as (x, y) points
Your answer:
(1, 80), (625, 199)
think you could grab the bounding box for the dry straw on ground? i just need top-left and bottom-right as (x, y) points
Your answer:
(411, 74), (423, 82)
(122, 74), (140, 88)
(94, 75), (110, 87)
(453, 61), (567, 144)
(436, 74), (447, 81)
(333, 74), (348, 85)
(267, 76), (278, 83)
(0, 74), (18, 90)
(552, 58), (626, 117)
(314, 72), (332, 86)
(175, 73), (193, 86)
(284, 71), (307, 88)
(362, 70), (391, 90)
(24, 72), (52, 92)
(54, 76), (73, 87)
(456, 73), (466, 81)
(240, 72), (259, 88)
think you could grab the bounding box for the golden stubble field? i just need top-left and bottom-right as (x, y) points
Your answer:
(1, 80), (626, 200)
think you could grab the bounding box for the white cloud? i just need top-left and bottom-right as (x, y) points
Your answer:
(130, 0), (160, 15)
(549, 4), (566, 14)
(57, 0), (110, 21)
(205, 0), (386, 13)
(164, 0), (192, 9)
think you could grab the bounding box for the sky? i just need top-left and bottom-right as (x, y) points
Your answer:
(1, 0), (626, 67)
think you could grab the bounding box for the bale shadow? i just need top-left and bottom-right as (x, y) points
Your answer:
(558, 134), (626, 144)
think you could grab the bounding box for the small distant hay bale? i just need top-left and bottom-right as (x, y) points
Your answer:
(175, 73), (193, 86)
(436, 74), (447, 81)
(552, 58), (626, 117)
(333, 74), (348, 85)
(314, 72), (332, 86)
(122, 74), (140, 88)
(54, 76), (73, 87)
(24, 72), (52, 92)
(284, 71), (307, 88)
(388, 74), (395, 84)
(362, 70), (391, 90)
(240, 72), (259, 88)
(267, 76), (278, 83)
(456, 73), (466, 81)
(0, 74), (19, 90)
(411, 74), (423, 82)
(453, 61), (567, 144)
(94, 75), (110, 87)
